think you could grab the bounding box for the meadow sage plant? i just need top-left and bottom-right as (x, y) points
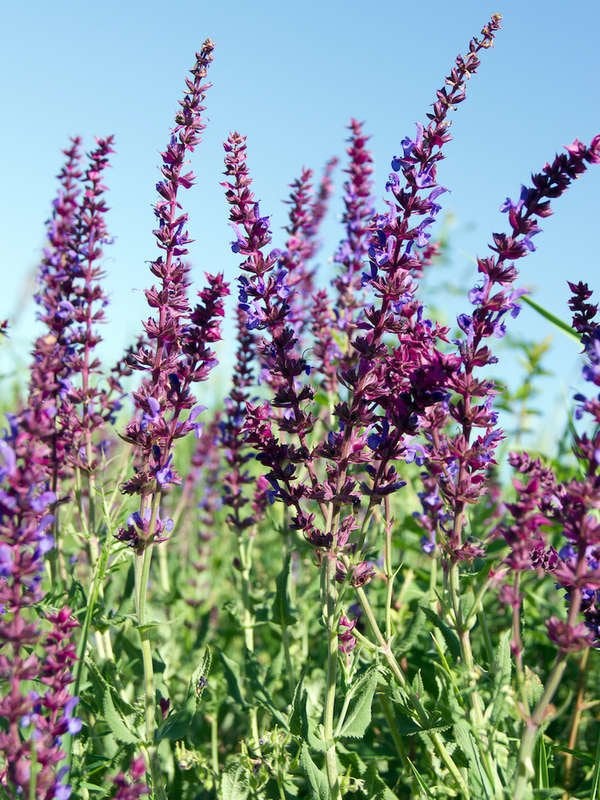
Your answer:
(2, 13), (600, 800)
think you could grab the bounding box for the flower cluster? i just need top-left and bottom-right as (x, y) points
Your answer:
(548, 282), (600, 649)
(423, 136), (600, 561)
(122, 40), (229, 519)
(29, 137), (120, 483)
(220, 307), (259, 535)
(0, 414), (79, 798)
(111, 756), (149, 799)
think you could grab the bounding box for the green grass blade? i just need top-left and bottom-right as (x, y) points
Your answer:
(522, 296), (580, 342)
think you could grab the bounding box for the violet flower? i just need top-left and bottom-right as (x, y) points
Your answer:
(59, 135), (122, 473)
(220, 307), (259, 535)
(323, 16), (502, 552)
(29, 138), (83, 483)
(332, 119), (375, 334)
(121, 40), (229, 547)
(423, 136), (600, 562)
(111, 756), (149, 799)
(547, 281), (600, 649)
(312, 121), (375, 396)
(0, 415), (79, 799)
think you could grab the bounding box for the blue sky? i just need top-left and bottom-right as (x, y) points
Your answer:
(1, 1), (598, 439)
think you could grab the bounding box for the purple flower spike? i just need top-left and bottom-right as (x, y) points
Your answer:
(423, 134), (600, 561)
(122, 40), (229, 523)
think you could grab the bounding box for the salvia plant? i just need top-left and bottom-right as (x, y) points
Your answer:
(1, 14), (599, 800)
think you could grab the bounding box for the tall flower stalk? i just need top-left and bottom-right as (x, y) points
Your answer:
(119, 40), (228, 782)
(510, 279), (600, 797)
(419, 137), (600, 797)
(0, 413), (80, 799)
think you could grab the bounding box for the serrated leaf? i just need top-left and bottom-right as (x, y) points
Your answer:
(221, 762), (249, 800)
(394, 714), (451, 737)
(289, 676), (308, 737)
(365, 762), (401, 799)
(299, 744), (329, 800)
(155, 707), (193, 742)
(490, 629), (512, 723)
(453, 719), (492, 797)
(421, 606), (461, 661)
(102, 689), (138, 745)
(411, 670), (425, 698)
(338, 666), (379, 739)
(191, 646), (212, 703)
(523, 666), (544, 709)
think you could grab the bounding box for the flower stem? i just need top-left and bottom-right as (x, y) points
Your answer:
(353, 584), (469, 797)
(563, 648), (589, 790)
(447, 562), (503, 796)
(322, 555), (341, 800)
(239, 535), (261, 753)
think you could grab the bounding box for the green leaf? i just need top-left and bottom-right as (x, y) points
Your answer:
(403, 756), (435, 798)
(365, 762), (401, 799)
(221, 762), (250, 800)
(299, 744), (329, 800)
(271, 553), (297, 628)
(453, 718), (493, 798)
(289, 673), (323, 751)
(191, 646), (212, 703)
(420, 607), (461, 661)
(217, 649), (247, 709)
(523, 666), (544, 709)
(591, 729), (600, 800)
(246, 652), (289, 730)
(102, 689), (138, 745)
(394, 714), (450, 736)
(395, 604), (425, 655)
(535, 734), (550, 790)
(337, 666), (380, 739)
(155, 706), (193, 742)
(522, 295), (580, 341)
(489, 629), (512, 723)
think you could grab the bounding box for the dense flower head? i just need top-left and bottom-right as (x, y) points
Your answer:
(28, 138), (83, 478)
(220, 307), (261, 534)
(549, 283), (600, 646)
(278, 160), (336, 343)
(332, 119), (375, 329)
(0, 412), (79, 798)
(498, 284), (600, 651)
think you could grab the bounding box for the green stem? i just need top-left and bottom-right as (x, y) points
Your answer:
(513, 552), (586, 799)
(210, 713), (219, 775)
(564, 648), (589, 789)
(354, 584), (469, 797)
(322, 556), (341, 800)
(66, 531), (111, 775)
(158, 542), (170, 594)
(448, 562), (502, 796)
(239, 534), (261, 754)
(136, 544), (156, 743)
(383, 496), (394, 641)
(512, 657), (567, 799)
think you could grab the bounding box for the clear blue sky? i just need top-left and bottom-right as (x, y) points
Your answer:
(1, 1), (598, 440)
